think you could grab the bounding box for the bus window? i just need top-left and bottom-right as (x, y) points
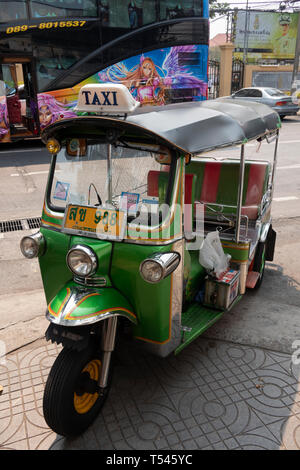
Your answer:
(29, 0), (98, 19)
(2, 65), (16, 95)
(107, 0), (156, 28)
(36, 49), (79, 90)
(0, 1), (27, 22)
(160, 1), (200, 20)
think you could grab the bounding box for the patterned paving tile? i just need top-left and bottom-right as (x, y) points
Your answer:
(0, 337), (299, 450)
(0, 342), (59, 450)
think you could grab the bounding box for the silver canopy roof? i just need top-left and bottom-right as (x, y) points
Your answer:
(42, 97), (280, 155)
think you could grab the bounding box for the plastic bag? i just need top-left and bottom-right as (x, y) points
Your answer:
(199, 231), (231, 279)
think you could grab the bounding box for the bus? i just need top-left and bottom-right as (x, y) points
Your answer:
(0, 1), (209, 143)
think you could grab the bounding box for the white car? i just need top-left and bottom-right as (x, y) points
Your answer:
(228, 87), (299, 119)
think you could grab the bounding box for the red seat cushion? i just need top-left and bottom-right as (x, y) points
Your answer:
(6, 94), (22, 124)
(147, 170), (196, 204)
(147, 170), (160, 197)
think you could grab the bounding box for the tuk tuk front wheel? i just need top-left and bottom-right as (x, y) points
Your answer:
(43, 343), (112, 437)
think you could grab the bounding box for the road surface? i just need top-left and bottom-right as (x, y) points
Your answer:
(0, 116), (299, 355)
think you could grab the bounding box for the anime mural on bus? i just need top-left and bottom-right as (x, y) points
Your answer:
(106, 55), (166, 106)
(95, 45), (208, 106)
(36, 45), (208, 129)
(38, 93), (76, 129)
(0, 96), (9, 141)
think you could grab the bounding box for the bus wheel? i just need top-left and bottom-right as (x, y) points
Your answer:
(253, 242), (265, 290)
(43, 343), (112, 437)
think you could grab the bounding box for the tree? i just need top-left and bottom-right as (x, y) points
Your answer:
(209, 0), (230, 18)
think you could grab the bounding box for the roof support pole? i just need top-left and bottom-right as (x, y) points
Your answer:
(270, 128), (280, 200)
(291, 9), (300, 96)
(235, 143), (245, 243)
(107, 143), (112, 203)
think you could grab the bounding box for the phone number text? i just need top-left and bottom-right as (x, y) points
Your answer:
(6, 20), (86, 34)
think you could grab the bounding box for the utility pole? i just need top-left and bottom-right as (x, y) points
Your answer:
(242, 0), (250, 66)
(242, 0), (250, 87)
(290, 1), (300, 94)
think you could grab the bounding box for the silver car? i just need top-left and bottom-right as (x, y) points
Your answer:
(229, 87), (299, 119)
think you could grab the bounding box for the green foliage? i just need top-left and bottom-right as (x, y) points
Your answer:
(209, 0), (230, 18)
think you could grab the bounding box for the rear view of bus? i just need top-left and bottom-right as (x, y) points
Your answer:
(0, 1), (209, 143)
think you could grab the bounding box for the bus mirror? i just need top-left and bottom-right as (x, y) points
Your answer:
(66, 138), (87, 157)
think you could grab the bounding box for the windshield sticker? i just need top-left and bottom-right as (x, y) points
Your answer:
(53, 181), (70, 201)
(141, 196), (159, 213)
(142, 197), (159, 205)
(120, 192), (140, 213)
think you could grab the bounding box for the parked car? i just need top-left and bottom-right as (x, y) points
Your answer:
(228, 87), (299, 119)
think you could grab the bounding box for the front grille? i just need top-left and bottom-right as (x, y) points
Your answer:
(73, 276), (107, 288)
(0, 217), (41, 233)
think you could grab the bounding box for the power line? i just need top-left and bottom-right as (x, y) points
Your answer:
(213, 1), (280, 4)
(222, 0), (294, 3)
(212, 0), (299, 5)
(212, 4), (299, 12)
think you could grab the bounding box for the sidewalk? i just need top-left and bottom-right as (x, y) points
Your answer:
(0, 223), (299, 450)
(0, 336), (299, 450)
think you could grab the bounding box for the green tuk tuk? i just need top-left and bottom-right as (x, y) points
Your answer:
(20, 83), (280, 436)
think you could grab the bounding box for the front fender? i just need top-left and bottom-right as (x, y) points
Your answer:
(46, 281), (137, 327)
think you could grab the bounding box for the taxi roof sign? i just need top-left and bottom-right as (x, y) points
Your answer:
(75, 83), (140, 115)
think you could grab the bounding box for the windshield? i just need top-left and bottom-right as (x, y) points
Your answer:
(49, 141), (173, 218)
(265, 88), (285, 97)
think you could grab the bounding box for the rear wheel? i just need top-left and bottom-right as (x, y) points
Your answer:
(43, 342), (112, 437)
(253, 242), (265, 290)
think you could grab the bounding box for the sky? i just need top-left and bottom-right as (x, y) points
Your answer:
(209, 0), (298, 38)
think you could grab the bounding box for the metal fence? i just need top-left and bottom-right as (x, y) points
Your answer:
(231, 59), (244, 93)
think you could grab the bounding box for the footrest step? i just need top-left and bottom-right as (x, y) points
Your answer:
(246, 271), (260, 289)
(175, 304), (224, 355)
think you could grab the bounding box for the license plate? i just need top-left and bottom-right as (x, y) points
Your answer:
(63, 205), (126, 239)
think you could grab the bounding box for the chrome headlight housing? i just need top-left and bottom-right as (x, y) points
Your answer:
(66, 245), (97, 278)
(20, 232), (45, 259)
(139, 252), (181, 284)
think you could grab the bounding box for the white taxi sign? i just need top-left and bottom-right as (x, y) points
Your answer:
(75, 83), (140, 114)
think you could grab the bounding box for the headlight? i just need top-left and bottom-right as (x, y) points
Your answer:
(140, 260), (164, 283)
(66, 245), (97, 277)
(139, 252), (180, 284)
(20, 232), (45, 258)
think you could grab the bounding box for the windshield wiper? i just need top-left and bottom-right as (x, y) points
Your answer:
(88, 183), (102, 206)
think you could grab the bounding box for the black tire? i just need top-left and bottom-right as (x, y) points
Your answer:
(253, 242), (265, 290)
(265, 226), (276, 262)
(43, 342), (112, 437)
(280, 115), (286, 120)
